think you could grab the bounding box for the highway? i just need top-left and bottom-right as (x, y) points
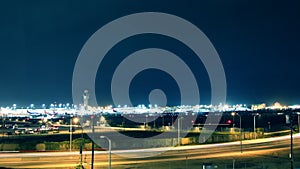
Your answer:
(0, 133), (300, 169)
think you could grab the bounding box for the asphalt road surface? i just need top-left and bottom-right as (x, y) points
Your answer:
(1, 133), (300, 169)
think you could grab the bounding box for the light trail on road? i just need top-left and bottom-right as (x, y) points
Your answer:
(0, 133), (299, 168)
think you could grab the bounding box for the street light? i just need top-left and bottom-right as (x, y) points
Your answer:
(100, 136), (112, 169)
(70, 116), (73, 152)
(290, 113), (294, 169)
(2, 114), (5, 136)
(177, 116), (183, 146)
(145, 114), (148, 128)
(91, 115), (95, 169)
(73, 117), (84, 168)
(253, 113), (260, 139)
(231, 112), (242, 153)
(70, 116), (79, 152)
(297, 112), (300, 133)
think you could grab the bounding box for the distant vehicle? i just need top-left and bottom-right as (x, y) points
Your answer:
(15, 128), (34, 134)
(202, 163), (213, 169)
(6, 131), (12, 135)
(5, 124), (13, 129)
(25, 128), (34, 134)
(34, 128), (40, 133)
(39, 125), (48, 134)
(14, 130), (23, 135)
(12, 124), (18, 129)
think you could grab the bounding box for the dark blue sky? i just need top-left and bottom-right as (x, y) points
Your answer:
(0, 0), (300, 107)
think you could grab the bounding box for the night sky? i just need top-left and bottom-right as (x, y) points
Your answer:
(0, 0), (300, 107)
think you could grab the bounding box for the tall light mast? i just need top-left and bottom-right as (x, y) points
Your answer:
(83, 89), (89, 110)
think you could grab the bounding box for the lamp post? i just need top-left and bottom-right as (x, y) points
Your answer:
(70, 116), (73, 152)
(162, 114), (164, 129)
(91, 115), (95, 169)
(145, 115), (148, 128)
(153, 115), (156, 128)
(100, 136), (112, 169)
(73, 118), (85, 169)
(253, 113), (259, 139)
(290, 113), (294, 169)
(297, 112), (300, 133)
(232, 112), (242, 153)
(185, 153), (189, 169)
(73, 117), (83, 166)
(2, 115), (5, 137)
(177, 117), (183, 146)
(80, 125), (83, 167)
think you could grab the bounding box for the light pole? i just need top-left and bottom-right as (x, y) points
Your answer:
(177, 117), (183, 146)
(80, 126), (83, 167)
(153, 115), (156, 128)
(73, 118), (84, 169)
(232, 159), (235, 169)
(2, 114), (5, 137)
(253, 113), (259, 139)
(290, 113), (294, 169)
(91, 115), (95, 169)
(232, 112), (242, 153)
(73, 117), (83, 166)
(145, 115), (148, 128)
(162, 114), (164, 129)
(185, 154), (188, 169)
(100, 136), (112, 169)
(70, 116), (73, 152)
(297, 112), (300, 133)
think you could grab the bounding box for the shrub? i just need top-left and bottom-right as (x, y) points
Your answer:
(36, 143), (46, 151)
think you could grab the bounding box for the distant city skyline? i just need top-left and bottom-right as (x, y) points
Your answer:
(0, 1), (300, 106)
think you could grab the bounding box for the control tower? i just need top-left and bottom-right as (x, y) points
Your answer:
(83, 89), (89, 110)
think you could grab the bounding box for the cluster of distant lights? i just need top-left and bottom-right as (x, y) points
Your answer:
(6, 103), (77, 110)
(3, 102), (300, 111)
